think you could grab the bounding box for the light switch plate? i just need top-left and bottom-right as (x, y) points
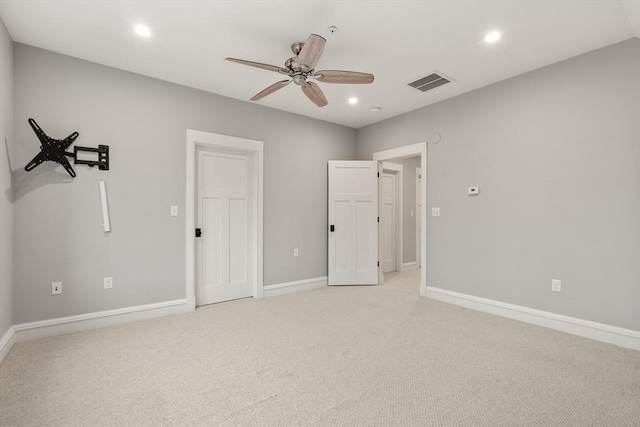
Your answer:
(431, 207), (440, 217)
(170, 205), (178, 216)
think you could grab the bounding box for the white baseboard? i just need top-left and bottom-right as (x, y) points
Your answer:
(0, 299), (192, 363)
(402, 262), (417, 271)
(264, 276), (327, 298)
(0, 326), (16, 364)
(426, 286), (640, 351)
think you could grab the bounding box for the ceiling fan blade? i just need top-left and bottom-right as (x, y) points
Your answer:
(316, 70), (375, 84)
(301, 81), (328, 107)
(297, 34), (326, 71)
(225, 57), (289, 74)
(250, 80), (291, 101)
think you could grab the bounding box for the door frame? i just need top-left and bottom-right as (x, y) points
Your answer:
(186, 129), (264, 309)
(381, 162), (403, 273)
(415, 167), (421, 269)
(373, 142), (427, 296)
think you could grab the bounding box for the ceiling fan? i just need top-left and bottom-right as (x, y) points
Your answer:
(226, 34), (374, 107)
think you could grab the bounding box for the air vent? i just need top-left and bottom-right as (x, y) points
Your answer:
(408, 72), (452, 92)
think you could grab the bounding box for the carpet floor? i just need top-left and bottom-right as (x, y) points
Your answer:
(1, 270), (639, 426)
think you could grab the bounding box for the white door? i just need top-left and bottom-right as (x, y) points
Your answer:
(196, 148), (253, 305)
(381, 172), (396, 273)
(328, 161), (379, 285)
(416, 168), (422, 268)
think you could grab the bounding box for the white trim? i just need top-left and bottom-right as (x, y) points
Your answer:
(426, 286), (640, 350)
(264, 277), (327, 298)
(0, 326), (16, 363)
(415, 167), (421, 270)
(381, 162), (403, 273)
(373, 142), (427, 296)
(0, 299), (191, 363)
(186, 129), (264, 306)
(402, 262), (418, 271)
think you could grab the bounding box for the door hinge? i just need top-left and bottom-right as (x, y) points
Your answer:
(195, 228), (202, 238)
(377, 172), (380, 178)
(377, 216), (380, 223)
(377, 261), (380, 267)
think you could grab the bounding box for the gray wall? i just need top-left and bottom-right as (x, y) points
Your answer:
(12, 44), (356, 324)
(357, 38), (640, 331)
(0, 18), (13, 337)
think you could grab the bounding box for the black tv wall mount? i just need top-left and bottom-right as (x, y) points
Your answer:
(24, 118), (109, 178)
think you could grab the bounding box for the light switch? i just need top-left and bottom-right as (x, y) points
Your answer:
(170, 205), (178, 216)
(431, 207), (440, 217)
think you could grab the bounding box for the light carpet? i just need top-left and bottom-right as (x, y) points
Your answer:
(1, 270), (639, 426)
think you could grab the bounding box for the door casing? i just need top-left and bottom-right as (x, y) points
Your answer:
(416, 167), (422, 269)
(186, 129), (264, 309)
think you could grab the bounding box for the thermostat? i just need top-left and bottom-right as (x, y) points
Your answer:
(468, 186), (479, 195)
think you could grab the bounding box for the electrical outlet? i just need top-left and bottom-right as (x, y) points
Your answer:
(170, 205), (178, 217)
(431, 207), (440, 217)
(52, 282), (62, 295)
(293, 248), (299, 257)
(104, 277), (113, 289)
(552, 279), (561, 292)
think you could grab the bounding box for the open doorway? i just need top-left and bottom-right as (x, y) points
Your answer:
(373, 142), (427, 297)
(380, 162), (403, 274)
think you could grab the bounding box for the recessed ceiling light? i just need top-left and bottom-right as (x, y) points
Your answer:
(348, 97), (358, 105)
(134, 24), (151, 38)
(484, 31), (501, 43)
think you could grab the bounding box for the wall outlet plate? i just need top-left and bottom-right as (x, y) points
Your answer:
(104, 277), (113, 289)
(52, 281), (62, 295)
(170, 205), (178, 216)
(468, 186), (479, 195)
(552, 279), (561, 292)
(431, 207), (440, 217)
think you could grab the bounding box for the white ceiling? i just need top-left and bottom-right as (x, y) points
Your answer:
(1, 1), (638, 129)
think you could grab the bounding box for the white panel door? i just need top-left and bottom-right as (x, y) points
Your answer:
(381, 173), (396, 273)
(328, 161), (379, 285)
(196, 149), (252, 305)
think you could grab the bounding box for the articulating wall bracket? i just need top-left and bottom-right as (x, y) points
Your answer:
(24, 118), (110, 178)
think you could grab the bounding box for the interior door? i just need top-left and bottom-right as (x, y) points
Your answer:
(381, 172), (396, 273)
(328, 161), (379, 285)
(196, 148), (252, 305)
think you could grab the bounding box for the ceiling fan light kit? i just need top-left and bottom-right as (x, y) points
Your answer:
(226, 33), (374, 107)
